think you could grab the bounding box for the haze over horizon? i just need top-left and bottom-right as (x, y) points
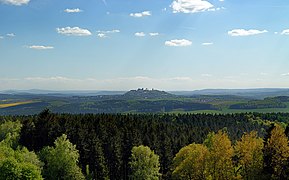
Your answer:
(1, 0), (289, 91)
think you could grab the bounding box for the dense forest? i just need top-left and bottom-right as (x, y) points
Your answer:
(229, 97), (289, 110)
(1, 111), (289, 179)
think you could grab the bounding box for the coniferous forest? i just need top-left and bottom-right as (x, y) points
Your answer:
(2, 110), (289, 179)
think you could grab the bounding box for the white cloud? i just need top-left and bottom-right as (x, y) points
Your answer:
(208, 7), (223, 11)
(202, 42), (213, 46)
(111, 29), (120, 33)
(96, 29), (120, 38)
(165, 39), (192, 47)
(97, 29), (120, 34)
(24, 76), (70, 81)
(28, 45), (54, 50)
(170, 77), (192, 81)
(219, 0), (224, 2)
(171, 0), (214, 13)
(7, 33), (15, 37)
(15, 76), (196, 90)
(3, 75), (289, 91)
(149, 32), (159, 36)
(0, 36), (3, 39)
(130, 11), (151, 17)
(56, 27), (92, 36)
(201, 74), (213, 77)
(97, 33), (107, 38)
(64, 8), (83, 13)
(228, 29), (268, 36)
(135, 32), (146, 37)
(281, 73), (289, 76)
(0, 0), (29, 6)
(281, 29), (289, 35)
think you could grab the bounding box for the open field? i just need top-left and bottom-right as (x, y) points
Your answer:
(0, 100), (39, 108)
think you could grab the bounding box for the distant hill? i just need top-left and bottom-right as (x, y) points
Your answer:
(170, 88), (289, 99)
(2, 88), (289, 115)
(123, 89), (176, 99)
(3, 88), (289, 99)
(0, 89), (126, 96)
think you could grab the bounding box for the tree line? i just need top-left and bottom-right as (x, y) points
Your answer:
(1, 110), (289, 179)
(129, 124), (289, 180)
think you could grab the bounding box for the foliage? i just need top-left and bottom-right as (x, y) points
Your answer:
(0, 120), (22, 148)
(129, 145), (161, 180)
(234, 131), (264, 179)
(0, 120), (43, 180)
(264, 124), (289, 179)
(39, 134), (85, 180)
(172, 143), (209, 180)
(16, 112), (266, 179)
(3, 112), (289, 179)
(205, 130), (234, 180)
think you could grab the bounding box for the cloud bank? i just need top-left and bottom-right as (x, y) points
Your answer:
(2, 75), (287, 91)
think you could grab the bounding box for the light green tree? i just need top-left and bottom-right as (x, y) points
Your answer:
(205, 130), (234, 180)
(0, 120), (22, 148)
(129, 145), (161, 180)
(172, 143), (209, 180)
(235, 131), (264, 179)
(0, 120), (43, 180)
(40, 134), (85, 180)
(264, 124), (289, 179)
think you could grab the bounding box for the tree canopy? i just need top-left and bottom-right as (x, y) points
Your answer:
(0, 120), (43, 180)
(40, 134), (85, 180)
(129, 145), (161, 180)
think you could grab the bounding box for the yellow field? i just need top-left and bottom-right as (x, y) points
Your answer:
(0, 101), (37, 108)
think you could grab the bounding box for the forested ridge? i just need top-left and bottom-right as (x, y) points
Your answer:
(1, 111), (289, 179)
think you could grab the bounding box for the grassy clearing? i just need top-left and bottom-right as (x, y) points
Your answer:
(0, 101), (38, 108)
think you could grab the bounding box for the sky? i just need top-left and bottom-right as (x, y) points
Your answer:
(1, 0), (289, 91)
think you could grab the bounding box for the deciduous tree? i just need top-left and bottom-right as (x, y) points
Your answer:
(235, 131), (264, 179)
(205, 130), (234, 180)
(264, 124), (289, 179)
(172, 143), (209, 180)
(40, 134), (85, 180)
(129, 145), (161, 180)
(0, 121), (43, 180)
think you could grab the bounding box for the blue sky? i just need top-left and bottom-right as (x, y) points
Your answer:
(1, 0), (289, 90)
